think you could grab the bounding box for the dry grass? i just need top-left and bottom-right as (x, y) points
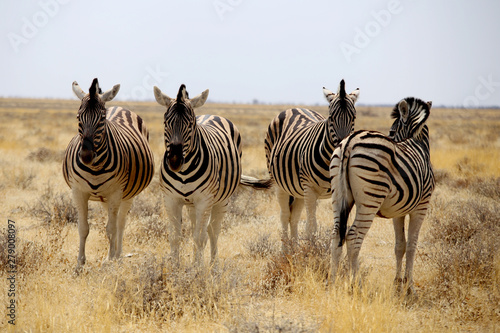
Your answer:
(0, 98), (499, 332)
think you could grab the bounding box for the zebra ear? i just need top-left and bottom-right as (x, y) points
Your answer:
(101, 84), (120, 102)
(72, 81), (86, 100)
(154, 86), (174, 106)
(349, 88), (360, 104)
(398, 99), (409, 122)
(427, 101), (432, 109)
(190, 89), (209, 109)
(323, 87), (336, 103)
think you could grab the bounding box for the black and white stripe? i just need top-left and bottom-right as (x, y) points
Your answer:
(63, 78), (154, 270)
(330, 97), (434, 294)
(264, 80), (359, 249)
(154, 84), (270, 266)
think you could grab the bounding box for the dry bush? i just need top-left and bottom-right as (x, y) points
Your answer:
(427, 198), (499, 287)
(26, 147), (64, 163)
(261, 228), (332, 293)
(129, 215), (167, 246)
(434, 168), (500, 201)
(424, 196), (500, 322)
(27, 184), (78, 225)
(245, 232), (280, 259)
(1, 165), (35, 190)
(129, 180), (164, 219)
(107, 256), (241, 322)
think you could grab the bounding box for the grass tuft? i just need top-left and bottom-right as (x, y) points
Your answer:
(261, 229), (332, 293)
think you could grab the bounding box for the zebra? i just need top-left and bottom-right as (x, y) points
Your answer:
(153, 84), (271, 267)
(329, 97), (434, 295)
(63, 78), (154, 270)
(264, 79), (359, 250)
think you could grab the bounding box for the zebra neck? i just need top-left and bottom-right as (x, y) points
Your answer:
(88, 123), (110, 169)
(180, 127), (203, 170)
(321, 121), (337, 156)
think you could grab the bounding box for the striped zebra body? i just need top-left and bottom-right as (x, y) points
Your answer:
(160, 113), (242, 204)
(265, 80), (359, 250)
(63, 78), (154, 270)
(266, 108), (332, 198)
(330, 97), (434, 294)
(154, 84), (268, 266)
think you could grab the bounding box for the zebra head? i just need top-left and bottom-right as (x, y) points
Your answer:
(72, 78), (120, 165)
(323, 79), (360, 145)
(154, 84), (209, 172)
(389, 97), (432, 142)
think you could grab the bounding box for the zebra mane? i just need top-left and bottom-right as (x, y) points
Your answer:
(337, 79), (347, 108)
(338, 79), (346, 99)
(177, 84), (189, 103)
(391, 97), (431, 140)
(89, 78), (100, 99)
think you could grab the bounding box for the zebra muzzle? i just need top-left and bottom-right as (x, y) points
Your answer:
(79, 139), (94, 165)
(166, 143), (184, 172)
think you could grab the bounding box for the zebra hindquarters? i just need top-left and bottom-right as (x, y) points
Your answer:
(330, 142), (354, 281)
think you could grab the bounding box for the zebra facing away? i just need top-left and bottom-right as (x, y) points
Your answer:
(63, 78), (154, 270)
(154, 84), (271, 267)
(330, 97), (434, 294)
(265, 80), (359, 250)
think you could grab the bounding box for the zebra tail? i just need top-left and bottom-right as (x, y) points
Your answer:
(336, 143), (352, 247)
(240, 175), (273, 190)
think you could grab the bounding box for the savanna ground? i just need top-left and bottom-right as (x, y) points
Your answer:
(0, 97), (499, 332)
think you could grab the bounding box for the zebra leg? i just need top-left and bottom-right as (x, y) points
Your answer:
(164, 198), (184, 265)
(193, 201), (212, 266)
(404, 211), (426, 295)
(330, 232), (343, 283)
(207, 202), (227, 266)
(115, 198), (133, 259)
(303, 186), (318, 241)
(277, 189), (293, 252)
(290, 196), (304, 249)
(105, 191), (123, 260)
(393, 216), (406, 293)
(73, 189), (90, 270)
(346, 205), (378, 287)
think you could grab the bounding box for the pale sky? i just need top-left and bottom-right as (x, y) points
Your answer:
(1, 0), (499, 107)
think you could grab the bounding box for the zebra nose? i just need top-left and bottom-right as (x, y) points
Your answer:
(167, 143), (184, 172)
(79, 138), (94, 165)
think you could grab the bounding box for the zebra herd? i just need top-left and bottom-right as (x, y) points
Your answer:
(63, 78), (434, 295)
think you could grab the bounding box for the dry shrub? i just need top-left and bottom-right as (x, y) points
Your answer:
(28, 184), (77, 225)
(424, 196), (500, 322)
(428, 198), (499, 286)
(109, 256), (241, 321)
(129, 215), (167, 246)
(245, 233), (279, 259)
(26, 147), (64, 163)
(129, 183), (163, 219)
(228, 187), (259, 218)
(434, 168), (500, 200)
(261, 229), (332, 293)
